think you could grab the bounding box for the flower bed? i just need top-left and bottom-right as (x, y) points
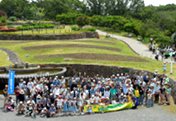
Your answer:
(0, 26), (17, 32)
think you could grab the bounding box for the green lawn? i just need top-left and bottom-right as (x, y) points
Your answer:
(97, 27), (156, 46)
(0, 36), (176, 80)
(0, 50), (13, 66)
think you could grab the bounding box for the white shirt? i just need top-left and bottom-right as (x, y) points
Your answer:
(27, 82), (33, 90)
(104, 91), (110, 98)
(57, 99), (63, 106)
(53, 88), (60, 98)
(90, 97), (95, 104)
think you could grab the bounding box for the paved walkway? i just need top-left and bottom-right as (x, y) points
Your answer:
(96, 30), (174, 63)
(0, 95), (176, 121)
(0, 47), (24, 65)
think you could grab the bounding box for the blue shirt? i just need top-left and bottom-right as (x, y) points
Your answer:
(53, 80), (59, 86)
(132, 97), (139, 105)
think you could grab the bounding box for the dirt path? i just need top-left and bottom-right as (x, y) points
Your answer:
(34, 53), (148, 62)
(22, 44), (121, 52)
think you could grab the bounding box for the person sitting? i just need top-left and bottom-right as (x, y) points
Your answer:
(31, 108), (38, 118)
(26, 104), (33, 116)
(40, 107), (48, 118)
(4, 97), (14, 112)
(17, 101), (25, 114)
(131, 94), (139, 109)
(48, 104), (56, 118)
(37, 101), (43, 114)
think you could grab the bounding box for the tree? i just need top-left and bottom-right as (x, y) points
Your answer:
(30, 6), (45, 21)
(75, 16), (90, 28)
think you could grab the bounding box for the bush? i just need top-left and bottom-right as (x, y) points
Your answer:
(22, 24), (31, 27)
(82, 27), (96, 32)
(7, 26), (14, 28)
(9, 16), (17, 21)
(75, 16), (90, 28)
(1, 16), (7, 23)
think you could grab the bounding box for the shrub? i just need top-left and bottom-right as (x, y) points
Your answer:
(1, 16), (7, 23)
(9, 16), (17, 21)
(22, 24), (31, 27)
(7, 26), (14, 28)
(75, 16), (90, 28)
(82, 27), (96, 32)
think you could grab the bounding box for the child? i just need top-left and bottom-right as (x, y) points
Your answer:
(63, 97), (68, 115)
(146, 90), (152, 108)
(134, 87), (140, 99)
(111, 98), (116, 104)
(99, 99), (105, 113)
(56, 95), (63, 115)
(4, 99), (14, 112)
(26, 104), (33, 116)
(31, 108), (38, 118)
(68, 98), (72, 115)
(79, 93), (84, 115)
(40, 107), (48, 117)
(90, 95), (95, 105)
(72, 97), (77, 115)
(94, 93), (99, 104)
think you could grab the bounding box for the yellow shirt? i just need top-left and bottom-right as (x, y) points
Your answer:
(134, 90), (140, 98)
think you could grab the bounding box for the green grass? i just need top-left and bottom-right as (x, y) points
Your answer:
(97, 27), (156, 46)
(0, 50), (13, 66)
(0, 36), (176, 80)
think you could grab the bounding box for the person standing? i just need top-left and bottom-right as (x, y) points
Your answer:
(27, 78), (33, 99)
(163, 62), (167, 73)
(15, 86), (20, 106)
(3, 85), (9, 107)
(152, 43), (156, 54)
(156, 48), (160, 61)
(150, 38), (153, 45)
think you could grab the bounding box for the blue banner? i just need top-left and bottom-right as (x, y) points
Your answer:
(8, 71), (15, 94)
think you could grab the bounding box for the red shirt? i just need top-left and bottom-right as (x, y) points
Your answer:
(15, 89), (20, 96)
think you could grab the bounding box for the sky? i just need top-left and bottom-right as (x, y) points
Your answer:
(0, 0), (176, 6)
(145, 0), (176, 6)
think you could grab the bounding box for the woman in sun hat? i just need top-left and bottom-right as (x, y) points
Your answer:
(19, 90), (25, 103)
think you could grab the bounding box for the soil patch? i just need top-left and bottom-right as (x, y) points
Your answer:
(22, 44), (121, 52)
(34, 53), (149, 62)
(73, 40), (117, 45)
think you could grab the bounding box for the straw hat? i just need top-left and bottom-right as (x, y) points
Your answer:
(37, 94), (41, 98)
(20, 90), (24, 94)
(5, 85), (8, 88)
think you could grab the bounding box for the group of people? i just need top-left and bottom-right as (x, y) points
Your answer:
(3, 71), (172, 118)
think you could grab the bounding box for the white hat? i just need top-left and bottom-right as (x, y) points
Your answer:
(44, 107), (47, 110)
(98, 81), (100, 83)
(121, 73), (123, 76)
(20, 101), (23, 104)
(27, 101), (30, 104)
(50, 93), (53, 96)
(61, 76), (64, 78)
(117, 74), (119, 76)
(20, 90), (24, 94)
(23, 81), (26, 83)
(157, 81), (160, 84)
(112, 74), (115, 77)
(92, 95), (94, 97)
(155, 70), (158, 72)
(93, 80), (95, 82)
